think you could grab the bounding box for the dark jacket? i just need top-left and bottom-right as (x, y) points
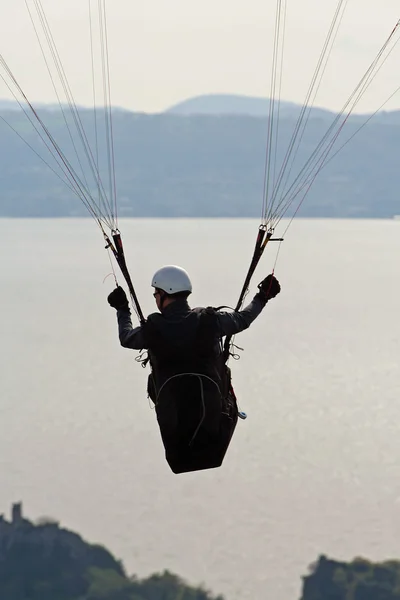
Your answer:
(116, 293), (267, 401)
(116, 294), (267, 351)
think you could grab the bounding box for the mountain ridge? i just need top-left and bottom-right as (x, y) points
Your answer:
(0, 100), (399, 218)
(2, 93), (400, 120)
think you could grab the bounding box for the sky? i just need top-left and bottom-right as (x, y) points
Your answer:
(0, 0), (399, 114)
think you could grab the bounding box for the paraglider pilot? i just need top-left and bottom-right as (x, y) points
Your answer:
(107, 266), (281, 474)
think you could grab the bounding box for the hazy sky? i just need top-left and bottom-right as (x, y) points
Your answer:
(0, 0), (399, 113)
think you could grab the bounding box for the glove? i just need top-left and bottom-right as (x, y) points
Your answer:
(257, 274), (281, 301)
(107, 286), (129, 310)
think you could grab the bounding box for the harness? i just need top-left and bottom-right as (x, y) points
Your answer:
(141, 306), (239, 474)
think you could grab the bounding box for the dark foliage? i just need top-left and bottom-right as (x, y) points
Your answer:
(0, 517), (224, 600)
(301, 555), (400, 600)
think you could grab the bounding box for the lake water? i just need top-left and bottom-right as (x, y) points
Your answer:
(1, 217), (400, 600)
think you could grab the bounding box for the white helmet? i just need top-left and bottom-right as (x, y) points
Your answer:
(151, 265), (192, 295)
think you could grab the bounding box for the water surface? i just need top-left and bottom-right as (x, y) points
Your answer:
(1, 218), (400, 600)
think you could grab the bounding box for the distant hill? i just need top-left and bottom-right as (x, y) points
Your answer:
(0, 99), (23, 111)
(2, 93), (400, 121)
(166, 93), (335, 119)
(0, 98), (132, 113)
(0, 101), (400, 218)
